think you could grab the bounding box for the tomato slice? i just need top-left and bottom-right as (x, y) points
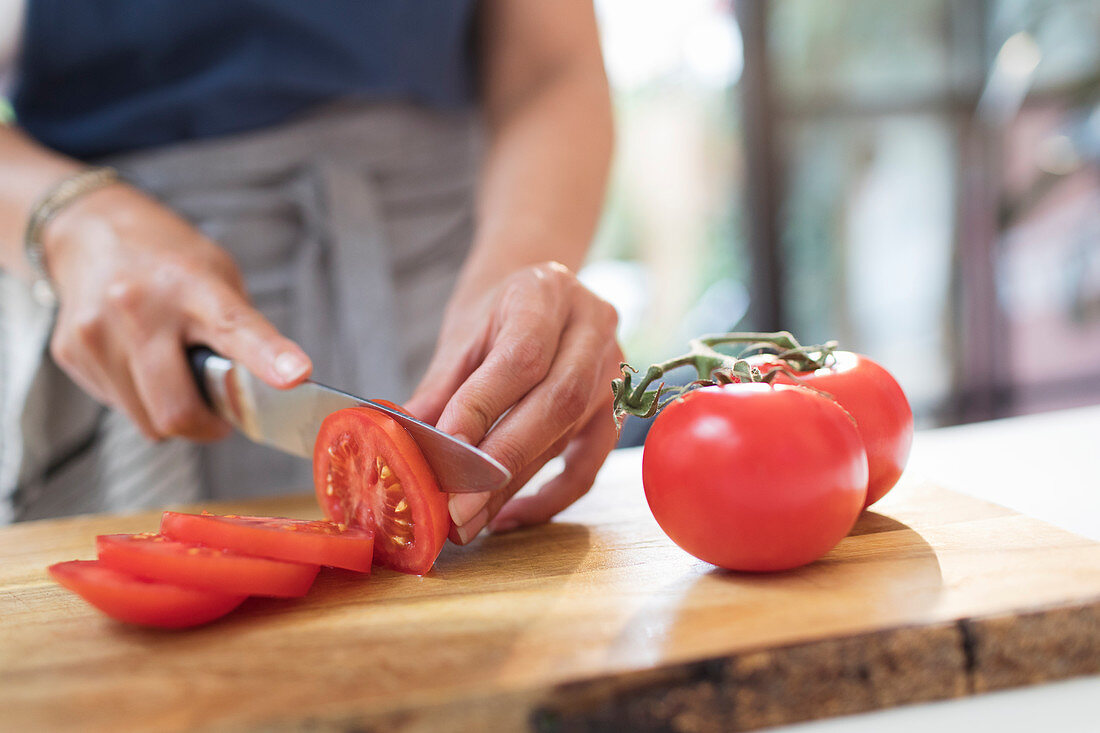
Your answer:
(96, 533), (319, 598)
(160, 512), (374, 572)
(48, 560), (245, 629)
(313, 407), (449, 575)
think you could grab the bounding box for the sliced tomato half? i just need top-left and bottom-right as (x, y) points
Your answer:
(160, 512), (374, 572)
(48, 560), (245, 629)
(313, 407), (449, 575)
(96, 533), (319, 598)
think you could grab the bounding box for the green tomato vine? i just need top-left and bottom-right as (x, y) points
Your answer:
(611, 330), (838, 428)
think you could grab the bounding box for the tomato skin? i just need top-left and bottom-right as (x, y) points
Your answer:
(160, 513), (375, 573)
(96, 534), (319, 598)
(755, 352), (913, 508)
(313, 407), (449, 575)
(370, 399), (412, 417)
(642, 383), (868, 572)
(48, 560), (245, 629)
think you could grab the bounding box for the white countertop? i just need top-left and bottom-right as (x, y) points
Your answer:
(776, 403), (1100, 733)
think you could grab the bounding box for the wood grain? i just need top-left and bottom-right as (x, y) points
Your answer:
(1, 448), (1099, 732)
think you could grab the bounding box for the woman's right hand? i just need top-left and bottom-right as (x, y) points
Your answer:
(42, 182), (312, 442)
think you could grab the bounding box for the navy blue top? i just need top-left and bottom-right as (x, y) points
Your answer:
(12, 0), (479, 159)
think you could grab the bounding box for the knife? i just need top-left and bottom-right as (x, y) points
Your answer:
(187, 347), (511, 494)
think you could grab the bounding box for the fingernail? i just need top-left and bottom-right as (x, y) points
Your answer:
(449, 490), (492, 526)
(274, 351), (309, 382)
(455, 508), (489, 544)
(489, 519), (520, 534)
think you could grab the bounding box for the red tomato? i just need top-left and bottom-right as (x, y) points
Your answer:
(48, 560), (245, 629)
(753, 351), (913, 508)
(160, 513), (375, 573)
(313, 407), (449, 575)
(642, 383), (868, 572)
(96, 533), (319, 598)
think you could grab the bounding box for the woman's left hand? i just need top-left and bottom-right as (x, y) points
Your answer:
(404, 261), (622, 544)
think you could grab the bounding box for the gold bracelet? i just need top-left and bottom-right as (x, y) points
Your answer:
(23, 166), (120, 307)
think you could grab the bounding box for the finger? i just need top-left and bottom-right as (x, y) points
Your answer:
(49, 320), (158, 439)
(449, 434), (571, 545)
(129, 336), (232, 442)
(183, 281), (312, 389)
(562, 337), (623, 431)
(106, 359), (161, 440)
(474, 299), (612, 481)
(489, 407), (618, 532)
(431, 287), (570, 443)
(404, 325), (493, 426)
(482, 338), (620, 533)
(49, 330), (113, 407)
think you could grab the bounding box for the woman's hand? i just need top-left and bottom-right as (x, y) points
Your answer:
(404, 261), (622, 544)
(43, 183), (312, 441)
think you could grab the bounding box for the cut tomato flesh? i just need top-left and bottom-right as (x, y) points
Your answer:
(49, 560), (245, 629)
(313, 407), (449, 575)
(96, 533), (319, 598)
(160, 512), (374, 572)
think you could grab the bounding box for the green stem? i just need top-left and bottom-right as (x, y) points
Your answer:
(695, 331), (834, 371)
(611, 330), (839, 428)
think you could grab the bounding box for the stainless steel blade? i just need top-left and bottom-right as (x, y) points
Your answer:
(197, 353), (511, 494)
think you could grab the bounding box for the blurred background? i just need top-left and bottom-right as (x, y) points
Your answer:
(582, 0), (1100, 429)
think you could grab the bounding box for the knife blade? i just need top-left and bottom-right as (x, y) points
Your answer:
(187, 347), (511, 494)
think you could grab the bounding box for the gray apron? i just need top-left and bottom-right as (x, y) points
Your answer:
(0, 100), (481, 522)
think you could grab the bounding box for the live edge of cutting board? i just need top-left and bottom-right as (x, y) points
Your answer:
(1, 453), (1098, 733)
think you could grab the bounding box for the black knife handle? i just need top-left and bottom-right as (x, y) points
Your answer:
(187, 345), (217, 406)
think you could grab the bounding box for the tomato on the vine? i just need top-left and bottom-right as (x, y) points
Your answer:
(313, 407), (449, 575)
(751, 351), (912, 508)
(642, 383), (868, 572)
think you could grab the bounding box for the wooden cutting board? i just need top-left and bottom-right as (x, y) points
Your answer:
(1, 447), (1098, 732)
